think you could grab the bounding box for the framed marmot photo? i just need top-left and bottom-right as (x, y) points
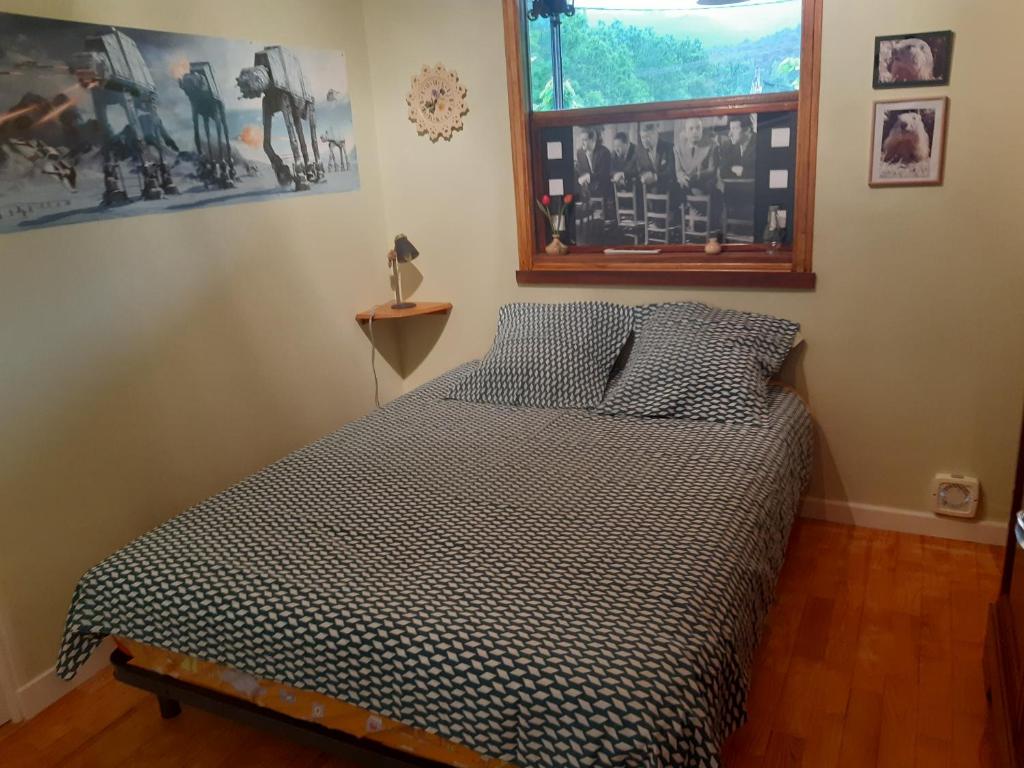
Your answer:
(869, 97), (948, 187)
(873, 31), (954, 89)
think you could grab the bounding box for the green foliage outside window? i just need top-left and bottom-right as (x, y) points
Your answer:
(529, 10), (801, 112)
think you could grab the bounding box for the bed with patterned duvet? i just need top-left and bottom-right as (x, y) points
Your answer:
(58, 361), (812, 767)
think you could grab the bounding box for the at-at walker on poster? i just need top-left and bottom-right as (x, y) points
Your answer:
(0, 11), (360, 234)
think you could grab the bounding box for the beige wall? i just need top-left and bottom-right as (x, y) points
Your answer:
(3, 0), (1023, 697)
(364, 0), (1024, 525)
(0, 0), (401, 685)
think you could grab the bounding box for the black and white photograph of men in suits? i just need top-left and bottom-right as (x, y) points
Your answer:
(609, 129), (638, 191)
(571, 126), (612, 243)
(716, 114), (757, 243)
(673, 117), (719, 243)
(567, 113), (761, 246)
(606, 124), (642, 245)
(635, 121), (675, 194)
(633, 121), (678, 245)
(572, 122), (638, 245)
(718, 114), (757, 181)
(674, 117), (718, 194)
(573, 127), (612, 205)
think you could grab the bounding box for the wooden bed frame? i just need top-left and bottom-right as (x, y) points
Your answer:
(110, 649), (448, 767)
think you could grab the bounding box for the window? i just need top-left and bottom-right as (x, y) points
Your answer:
(529, 0), (802, 111)
(504, 0), (822, 287)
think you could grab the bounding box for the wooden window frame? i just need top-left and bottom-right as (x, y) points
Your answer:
(503, 0), (822, 289)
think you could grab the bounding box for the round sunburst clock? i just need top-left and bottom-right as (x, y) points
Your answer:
(405, 64), (468, 142)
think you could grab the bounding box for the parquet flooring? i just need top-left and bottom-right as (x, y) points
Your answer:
(722, 519), (1001, 767)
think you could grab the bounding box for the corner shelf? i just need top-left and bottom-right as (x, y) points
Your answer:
(355, 302), (453, 324)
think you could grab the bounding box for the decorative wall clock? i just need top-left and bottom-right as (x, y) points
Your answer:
(405, 64), (468, 142)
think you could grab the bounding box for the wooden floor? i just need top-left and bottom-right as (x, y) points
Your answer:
(0, 519), (1003, 767)
(722, 519), (1000, 767)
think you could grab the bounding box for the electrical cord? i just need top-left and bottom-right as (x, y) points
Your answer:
(368, 306), (381, 409)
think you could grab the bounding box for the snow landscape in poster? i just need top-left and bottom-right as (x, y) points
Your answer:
(0, 11), (359, 234)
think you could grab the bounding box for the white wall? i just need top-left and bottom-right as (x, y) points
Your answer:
(0, 0), (400, 693)
(2, 0), (1023, 717)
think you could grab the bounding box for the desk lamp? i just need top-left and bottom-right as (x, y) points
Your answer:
(387, 234), (418, 310)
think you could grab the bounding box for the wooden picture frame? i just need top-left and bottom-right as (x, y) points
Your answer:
(869, 97), (948, 188)
(873, 31), (954, 89)
(502, 0), (823, 289)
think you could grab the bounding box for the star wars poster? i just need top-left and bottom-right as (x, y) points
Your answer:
(0, 12), (360, 234)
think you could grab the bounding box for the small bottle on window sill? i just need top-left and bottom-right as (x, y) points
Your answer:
(704, 233), (722, 255)
(545, 233), (569, 255)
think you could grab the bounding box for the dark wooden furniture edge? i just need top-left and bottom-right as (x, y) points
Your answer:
(517, 269), (816, 289)
(984, 410), (1024, 768)
(985, 602), (1020, 768)
(110, 649), (446, 768)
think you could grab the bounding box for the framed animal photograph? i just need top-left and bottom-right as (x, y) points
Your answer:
(873, 31), (954, 88)
(869, 97), (948, 187)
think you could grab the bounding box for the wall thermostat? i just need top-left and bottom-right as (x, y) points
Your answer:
(931, 473), (980, 518)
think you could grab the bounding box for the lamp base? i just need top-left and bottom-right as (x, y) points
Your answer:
(390, 301), (417, 310)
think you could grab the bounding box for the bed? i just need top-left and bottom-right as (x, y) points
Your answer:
(58, 362), (812, 767)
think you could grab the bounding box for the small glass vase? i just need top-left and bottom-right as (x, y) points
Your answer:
(763, 206), (785, 256)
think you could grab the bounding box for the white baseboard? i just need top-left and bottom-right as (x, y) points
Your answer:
(0, 608), (22, 723)
(16, 637), (115, 721)
(801, 497), (1006, 545)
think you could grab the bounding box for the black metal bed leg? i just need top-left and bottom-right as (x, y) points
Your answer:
(158, 695), (182, 719)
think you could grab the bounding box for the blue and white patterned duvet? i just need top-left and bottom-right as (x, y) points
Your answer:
(58, 364), (812, 767)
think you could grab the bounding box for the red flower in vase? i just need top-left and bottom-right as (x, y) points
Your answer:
(535, 193), (573, 254)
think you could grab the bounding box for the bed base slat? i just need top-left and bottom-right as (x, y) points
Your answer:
(109, 650), (445, 767)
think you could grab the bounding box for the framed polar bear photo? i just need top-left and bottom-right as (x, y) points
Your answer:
(869, 97), (948, 187)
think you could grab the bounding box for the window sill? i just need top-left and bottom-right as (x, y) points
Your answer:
(516, 266), (816, 289)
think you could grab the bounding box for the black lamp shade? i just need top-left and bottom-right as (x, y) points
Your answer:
(394, 234), (419, 263)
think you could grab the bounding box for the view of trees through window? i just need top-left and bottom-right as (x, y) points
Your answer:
(528, 0), (802, 112)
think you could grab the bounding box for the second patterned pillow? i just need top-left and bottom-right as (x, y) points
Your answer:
(597, 303), (799, 425)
